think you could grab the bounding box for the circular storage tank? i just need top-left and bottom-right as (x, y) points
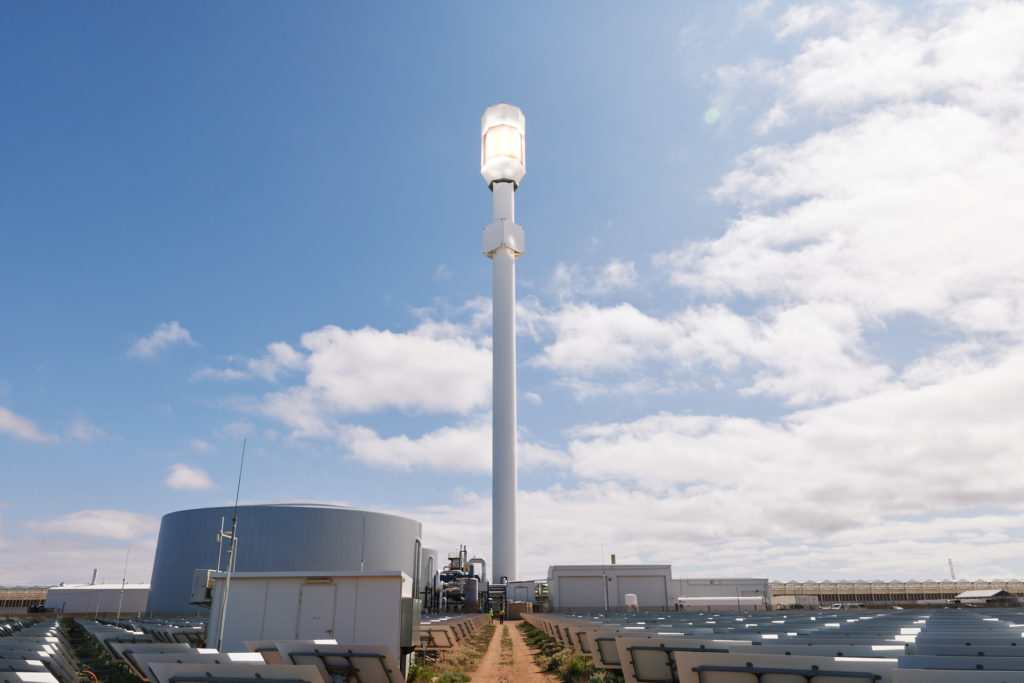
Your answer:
(147, 503), (422, 614)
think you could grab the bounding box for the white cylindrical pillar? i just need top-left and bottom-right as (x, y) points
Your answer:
(491, 185), (518, 584)
(491, 245), (517, 583)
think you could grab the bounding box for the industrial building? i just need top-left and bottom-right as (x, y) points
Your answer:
(547, 564), (770, 612)
(147, 503), (427, 614)
(43, 583), (149, 614)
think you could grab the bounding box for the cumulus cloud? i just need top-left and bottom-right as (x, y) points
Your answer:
(247, 342), (306, 381)
(567, 346), (1024, 517)
(166, 463), (216, 490)
(337, 420), (568, 472)
(24, 509), (159, 540)
(194, 342), (306, 382)
(340, 421), (490, 471)
(0, 406), (58, 442)
(595, 259), (638, 293)
(128, 321), (196, 359)
(672, 1), (1024, 324)
(254, 323), (491, 437)
(531, 302), (890, 404)
(768, 1), (1024, 123)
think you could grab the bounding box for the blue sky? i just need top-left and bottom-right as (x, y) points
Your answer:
(3, 0), (1024, 587)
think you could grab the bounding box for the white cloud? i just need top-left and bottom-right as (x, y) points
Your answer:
(68, 418), (107, 442)
(769, 1), (1024, 123)
(533, 303), (668, 373)
(531, 302), (890, 405)
(595, 259), (638, 293)
(742, 0), (773, 22)
(194, 341), (306, 382)
(24, 509), (159, 540)
(554, 376), (666, 402)
(566, 346), (1024, 517)
(0, 521), (156, 585)
(405, 480), (1024, 581)
(218, 421), (254, 439)
(549, 259), (639, 301)
(166, 463), (216, 490)
(340, 422), (490, 471)
(337, 419), (569, 472)
(247, 342), (306, 381)
(189, 438), (217, 454)
(256, 323), (491, 436)
(434, 264), (452, 281)
(128, 321), (196, 359)
(192, 367), (249, 381)
(0, 406), (58, 442)
(666, 103), (1024, 327)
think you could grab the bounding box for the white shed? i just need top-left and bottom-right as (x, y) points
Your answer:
(547, 565), (671, 612)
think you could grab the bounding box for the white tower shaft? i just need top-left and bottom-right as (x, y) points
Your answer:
(480, 103), (525, 586)
(485, 180), (521, 583)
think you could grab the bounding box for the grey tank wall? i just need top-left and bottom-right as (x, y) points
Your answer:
(420, 547), (439, 593)
(147, 504), (422, 614)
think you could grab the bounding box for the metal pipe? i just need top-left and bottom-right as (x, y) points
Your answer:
(413, 538), (422, 600)
(468, 557), (488, 584)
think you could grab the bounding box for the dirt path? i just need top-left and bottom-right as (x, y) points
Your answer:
(470, 621), (559, 682)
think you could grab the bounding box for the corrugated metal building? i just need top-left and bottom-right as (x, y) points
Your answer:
(147, 503), (423, 614)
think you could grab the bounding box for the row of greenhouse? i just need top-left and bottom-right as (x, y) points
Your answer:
(772, 579), (1024, 603)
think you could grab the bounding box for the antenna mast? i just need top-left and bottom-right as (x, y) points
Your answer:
(115, 548), (130, 624)
(948, 558), (957, 581)
(216, 437), (246, 651)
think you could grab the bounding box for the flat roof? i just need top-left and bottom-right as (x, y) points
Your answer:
(209, 570), (409, 580)
(48, 583), (150, 590)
